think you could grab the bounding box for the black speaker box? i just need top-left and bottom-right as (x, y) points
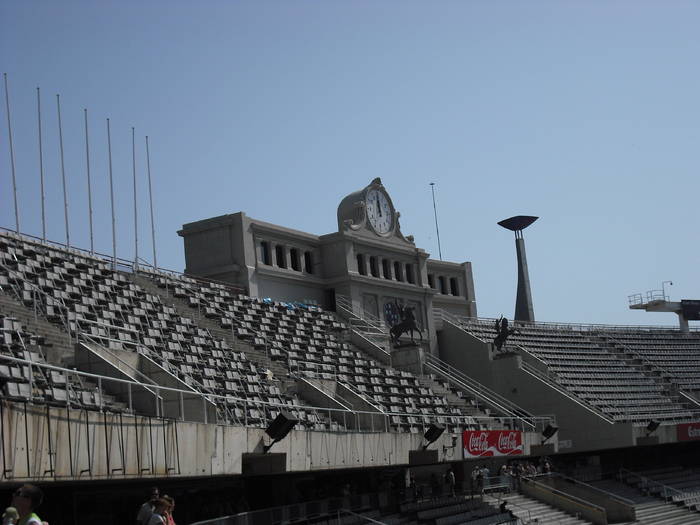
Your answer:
(542, 424), (559, 439)
(265, 411), (298, 442)
(424, 423), (445, 444)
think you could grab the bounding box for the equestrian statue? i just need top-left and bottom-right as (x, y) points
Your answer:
(493, 316), (518, 353)
(389, 301), (422, 346)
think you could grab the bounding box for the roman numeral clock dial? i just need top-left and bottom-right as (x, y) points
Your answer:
(366, 188), (394, 235)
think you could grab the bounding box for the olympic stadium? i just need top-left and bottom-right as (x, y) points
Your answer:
(0, 173), (699, 524)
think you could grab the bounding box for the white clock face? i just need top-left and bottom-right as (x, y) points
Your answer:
(366, 188), (393, 234)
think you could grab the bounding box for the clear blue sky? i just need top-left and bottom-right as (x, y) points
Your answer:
(1, 1), (698, 326)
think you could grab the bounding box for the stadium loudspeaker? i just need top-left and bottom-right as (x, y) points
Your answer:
(542, 425), (559, 441)
(422, 423), (445, 450)
(646, 420), (660, 434)
(263, 411), (298, 453)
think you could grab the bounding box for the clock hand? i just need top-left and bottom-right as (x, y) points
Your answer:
(377, 195), (382, 216)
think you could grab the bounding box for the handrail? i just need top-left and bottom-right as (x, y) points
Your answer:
(545, 472), (637, 505)
(0, 262), (74, 342)
(618, 467), (689, 502)
(423, 353), (539, 429)
(522, 475), (608, 517)
(77, 333), (160, 387)
(337, 380), (388, 416)
(452, 311), (698, 333)
(297, 376), (354, 411)
(335, 509), (385, 524)
(0, 353), (508, 432)
(335, 294), (387, 333)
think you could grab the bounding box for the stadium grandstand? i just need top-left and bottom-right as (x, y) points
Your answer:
(1, 179), (699, 524)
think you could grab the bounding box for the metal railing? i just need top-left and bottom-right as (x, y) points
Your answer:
(618, 467), (690, 504)
(443, 309), (698, 334)
(423, 353), (551, 432)
(335, 294), (387, 334)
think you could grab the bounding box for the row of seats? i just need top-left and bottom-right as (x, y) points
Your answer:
(0, 232), (336, 430)
(459, 318), (700, 425)
(0, 231), (489, 434)
(149, 270), (485, 432)
(0, 314), (127, 410)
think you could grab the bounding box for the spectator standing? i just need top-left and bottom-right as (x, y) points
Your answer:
(162, 496), (176, 525)
(146, 499), (170, 525)
(136, 487), (160, 525)
(445, 468), (456, 497)
(10, 485), (43, 525)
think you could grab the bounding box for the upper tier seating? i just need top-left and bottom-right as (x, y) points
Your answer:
(145, 270), (482, 433)
(0, 232), (331, 428)
(0, 231), (484, 433)
(457, 318), (700, 425)
(601, 331), (700, 394)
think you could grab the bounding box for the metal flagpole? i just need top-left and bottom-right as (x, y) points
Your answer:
(3, 73), (20, 233)
(131, 127), (138, 269)
(107, 118), (117, 268)
(145, 136), (157, 269)
(84, 109), (94, 254)
(37, 87), (46, 242)
(56, 94), (70, 247)
(430, 182), (443, 260)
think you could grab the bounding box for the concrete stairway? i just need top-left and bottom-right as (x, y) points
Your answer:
(632, 501), (700, 524)
(590, 478), (700, 524)
(484, 493), (593, 524)
(0, 289), (74, 366)
(417, 376), (491, 419)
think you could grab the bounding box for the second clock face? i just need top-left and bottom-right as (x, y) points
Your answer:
(366, 188), (393, 234)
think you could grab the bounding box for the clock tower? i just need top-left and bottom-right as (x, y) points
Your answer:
(179, 178), (477, 354)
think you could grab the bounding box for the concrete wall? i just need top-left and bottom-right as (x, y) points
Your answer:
(257, 273), (325, 305)
(0, 400), (469, 483)
(437, 322), (636, 453)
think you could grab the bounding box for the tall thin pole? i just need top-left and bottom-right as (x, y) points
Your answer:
(4, 73), (20, 232)
(84, 109), (94, 254)
(107, 118), (117, 268)
(145, 136), (157, 269)
(430, 182), (443, 260)
(131, 127), (139, 269)
(56, 94), (70, 247)
(37, 87), (46, 242)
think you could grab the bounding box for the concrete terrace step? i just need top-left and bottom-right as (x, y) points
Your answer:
(633, 501), (700, 524)
(485, 493), (593, 525)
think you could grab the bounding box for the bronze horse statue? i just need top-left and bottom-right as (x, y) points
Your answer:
(390, 303), (422, 345)
(493, 316), (517, 352)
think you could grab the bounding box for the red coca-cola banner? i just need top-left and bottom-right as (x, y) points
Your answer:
(463, 430), (523, 457)
(677, 422), (700, 441)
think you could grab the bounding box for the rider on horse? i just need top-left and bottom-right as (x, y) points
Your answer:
(493, 315), (517, 352)
(389, 301), (422, 345)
